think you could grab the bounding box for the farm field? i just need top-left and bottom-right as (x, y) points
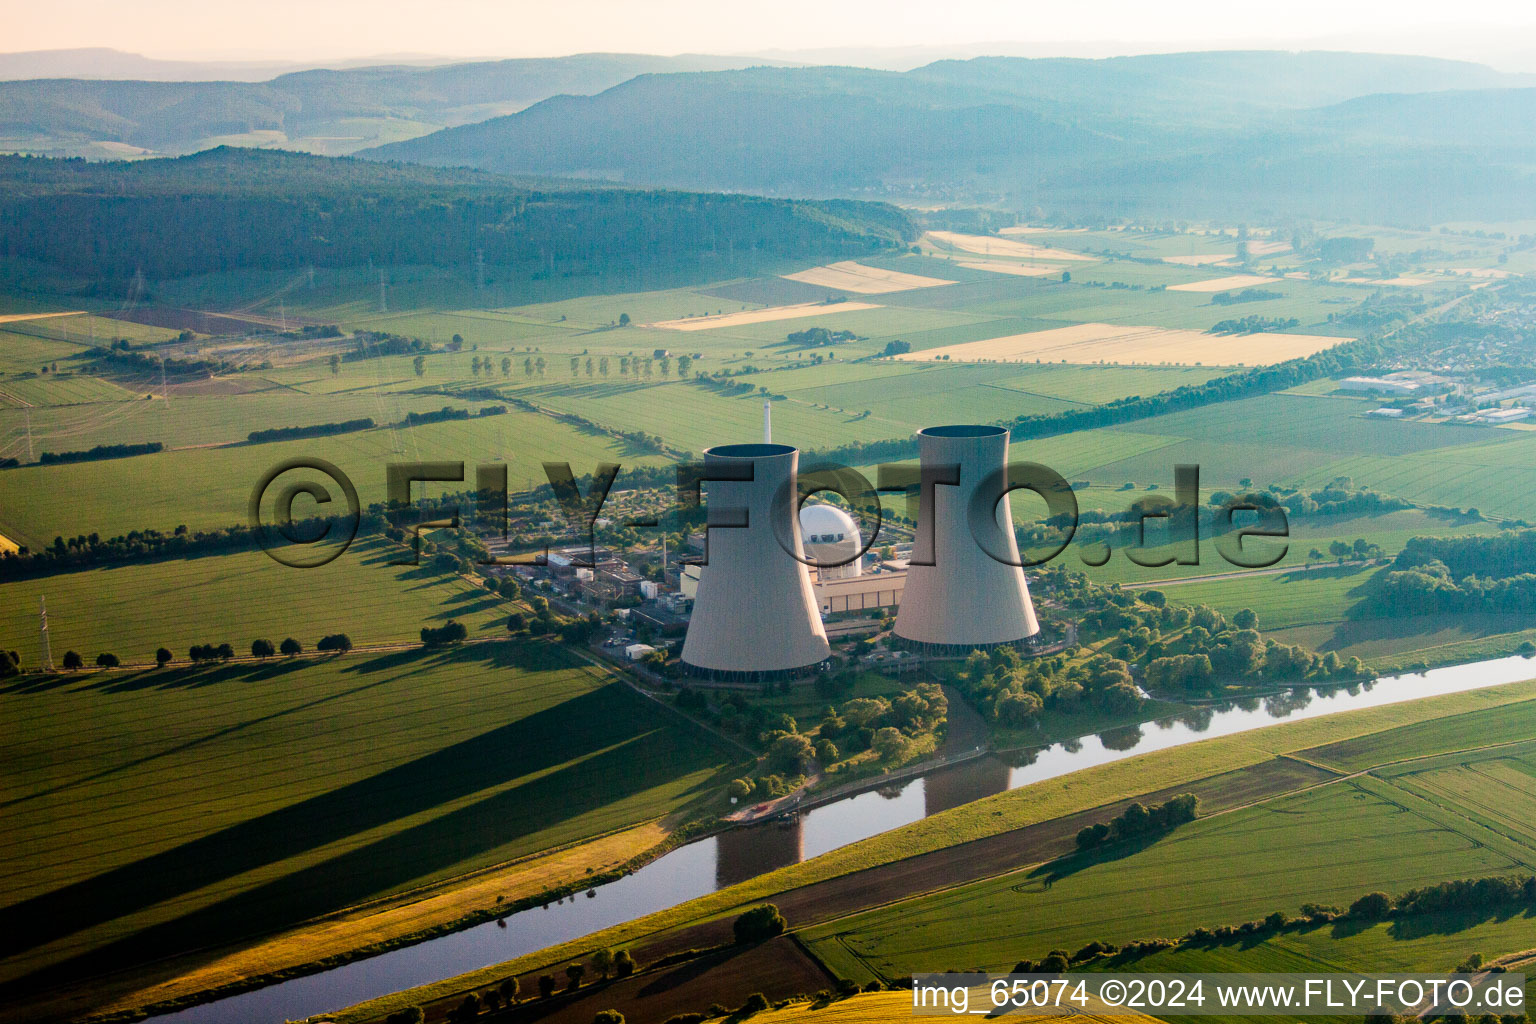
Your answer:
(648, 300), (884, 332)
(0, 643), (735, 995)
(0, 536), (513, 661)
(698, 991), (1165, 1024)
(1154, 565), (1372, 630)
(1166, 274), (1281, 292)
(895, 322), (1347, 367)
(0, 406), (668, 546)
(924, 231), (1097, 262)
(1090, 917), (1535, 1023)
(953, 259), (1068, 277)
(798, 746), (1536, 980)
(780, 261), (956, 294)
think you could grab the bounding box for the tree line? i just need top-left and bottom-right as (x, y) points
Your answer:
(1075, 793), (1199, 850)
(37, 441), (164, 465)
(247, 418), (375, 444)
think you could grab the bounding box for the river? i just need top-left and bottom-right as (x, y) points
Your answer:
(147, 654), (1536, 1024)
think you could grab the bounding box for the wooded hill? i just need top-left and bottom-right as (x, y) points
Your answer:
(0, 147), (916, 281)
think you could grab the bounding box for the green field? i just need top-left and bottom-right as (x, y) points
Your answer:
(800, 740), (1536, 979)
(0, 643), (735, 990)
(0, 536), (513, 662)
(0, 406), (668, 546)
(1090, 918), (1535, 1024)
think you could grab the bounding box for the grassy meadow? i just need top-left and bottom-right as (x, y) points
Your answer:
(0, 537), (514, 662)
(0, 643), (736, 992)
(799, 725), (1536, 981)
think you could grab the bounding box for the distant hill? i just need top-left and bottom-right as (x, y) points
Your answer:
(0, 147), (915, 284)
(1302, 87), (1536, 149)
(366, 65), (1121, 193)
(0, 47), (462, 82)
(0, 53), (787, 158)
(362, 51), (1536, 220)
(909, 50), (1528, 117)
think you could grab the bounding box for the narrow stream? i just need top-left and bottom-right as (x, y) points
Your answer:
(148, 655), (1536, 1024)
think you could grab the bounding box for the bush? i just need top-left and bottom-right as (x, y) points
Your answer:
(95, 652), (119, 668)
(280, 637), (302, 656)
(733, 904), (787, 944)
(421, 620), (469, 646)
(385, 1008), (425, 1024)
(317, 633), (353, 653)
(737, 993), (771, 1018)
(593, 1011), (625, 1024)
(1349, 891), (1394, 920)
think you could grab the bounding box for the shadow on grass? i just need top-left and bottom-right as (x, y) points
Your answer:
(0, 642), (735, 990)
(1024, 831), (1171, 889)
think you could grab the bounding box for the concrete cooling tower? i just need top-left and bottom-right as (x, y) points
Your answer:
(894, 424), (1040, 653)
(681, 443), (831, 681)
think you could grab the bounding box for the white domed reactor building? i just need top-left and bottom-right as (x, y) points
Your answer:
(681, 443), (831, 682)
(799, 502), (862, 580)
(894, 424), (1040, 654)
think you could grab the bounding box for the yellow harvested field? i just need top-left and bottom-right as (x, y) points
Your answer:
(999, 225), (1087, 235)
(0, 531), (16, 555)
(1451, 267), (1514, 278)
(894, 321), (1349, 367)
(954, 259), (1067, 277)
(1342, 276), (1434, 287)
(1245, 240), (1293, 255)
(0, 311), (84, 324)
(721, 990), (1166, 1024)
(1166, 274), (1281, 292)
(647, 300), (881, 332)
(1162, 253), (1233, 266)
(781, 261), (955, 294)
(925, 230), (1096, 262)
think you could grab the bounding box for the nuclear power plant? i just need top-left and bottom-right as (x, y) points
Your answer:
(678, 423), (1039, 679)
(680, 443), (832, 681)
(799, 503), (862, 580)
(893, 424), (1040, 653)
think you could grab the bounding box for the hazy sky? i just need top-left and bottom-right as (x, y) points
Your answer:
(11, 0), (1536, 66)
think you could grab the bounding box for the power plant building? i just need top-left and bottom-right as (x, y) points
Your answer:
(894, 424), (1040, 653)
(680, 443), (831, 681)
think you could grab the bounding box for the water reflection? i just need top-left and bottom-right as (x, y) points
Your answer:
(922, 756), (1011, 816)
(715, 819), (804, 889)
(1176, 707), (1214, 732)
(1098, 724), (1145, 751)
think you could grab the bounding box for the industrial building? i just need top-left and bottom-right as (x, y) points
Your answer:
(1339, 375), (1421, 395)
(894, 424), (1040, 653)
(679, 443), (831, 681)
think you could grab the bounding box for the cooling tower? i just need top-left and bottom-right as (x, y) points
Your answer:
(894, 425), (1040, 652)
(682, 443), (831, 680)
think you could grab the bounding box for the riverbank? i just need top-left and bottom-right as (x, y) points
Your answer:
(40, 824), (670, 1024)
(325, 668), (1536, 1024)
